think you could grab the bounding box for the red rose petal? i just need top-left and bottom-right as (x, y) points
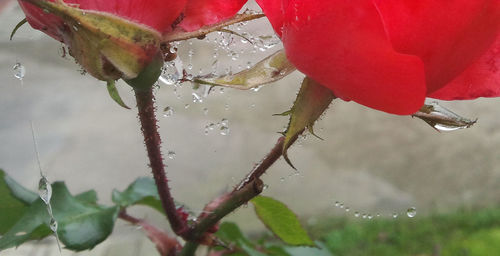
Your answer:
(281, 0), (426, 115)
(429, 35), (500, 100)
(178, 0), (247, 32)
(372, 0), (500, 93)
(19, 1), (65, 41)
(255, 0), (285, 37)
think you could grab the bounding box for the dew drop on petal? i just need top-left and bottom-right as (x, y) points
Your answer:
(407, 207), (417, 218)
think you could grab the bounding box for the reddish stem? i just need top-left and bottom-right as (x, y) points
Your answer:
(135, 88), (188, 237)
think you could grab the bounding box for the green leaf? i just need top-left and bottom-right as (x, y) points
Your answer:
(0, 181), (119, 251)
(106, 80), (130, 109)
(112, 177), (163, 214)
(217, 222), (267, 256)
(3, 172), (37, 204)
(278, 77), (335, 168)
(0, 169), (32, 234)
(10, 18), (27, 41)
(283, 242), (332, 256)
(251, 196), (314, 246)
(75, 190), (98, 204)
(194, 49), (295, 90)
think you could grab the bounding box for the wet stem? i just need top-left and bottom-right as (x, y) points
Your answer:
(134, 87), (188, 237)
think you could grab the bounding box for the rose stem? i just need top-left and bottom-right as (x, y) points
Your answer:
(135, 88), (187, 237)
(180, 135), (301, 256)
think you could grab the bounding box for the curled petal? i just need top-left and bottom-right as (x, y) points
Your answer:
(372, 0), (500, 93)
(281, 0), (426, 115)
(178, 0), (247, 31)
(255, 0), (285, 37)
(429, 35), (500, 100)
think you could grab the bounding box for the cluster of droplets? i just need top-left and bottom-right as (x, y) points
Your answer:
(204, 118), (230, 136)
(333, 200), (417, 219)
(30, 122), (62, 253)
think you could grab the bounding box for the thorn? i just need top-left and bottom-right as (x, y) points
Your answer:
(282, 150), (297, 170)
(273, 109), (292, 116)
(307, 125), (324, 140)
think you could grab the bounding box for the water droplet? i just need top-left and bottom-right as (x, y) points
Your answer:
(192, 92), (203, 103)
(280, 177), (285, 182)
(163, 106), (174, 117)
(219, 126), (229, 136)
(159, 58), (183, 86)
(221, 118), (229, 126)
(354, 212), (360, 218)
(49, 218), (58, 232)
(362, 213), (367, 219)
(345, 207), (350, 212)
(392, 213), (399, 218)
(184, 104), (190, 109)
(407, 207), (417, 218)
(167, 151), (176, 159)
(334, 201), (340, 207)
(263, 184), (269, 190)
(208, 123), (215, 130)
(367, 214), (373, 220)
(339, 203), (344, 209)
(38, 176), (52, 204)
(13, 62), (26, 80)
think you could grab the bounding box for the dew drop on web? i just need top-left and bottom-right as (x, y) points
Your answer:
(38, 176), (52, 205)
(163, 106), (174, 117)
(407, 207), (417, 218)
(13, 62), (26, 80)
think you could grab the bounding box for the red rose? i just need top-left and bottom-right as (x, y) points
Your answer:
(17, 0), (247, 83)
(257, 0), (499, 114)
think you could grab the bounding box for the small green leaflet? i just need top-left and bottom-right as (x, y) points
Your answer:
(0, 169), (32, 234)
(112, 177), (164, 214)
(106, 80), (130, 109)
(251, 196), (315, 247)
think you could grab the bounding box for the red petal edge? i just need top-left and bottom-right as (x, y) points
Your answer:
(178, 0), (247, 32)
(429, 35), (500, 100)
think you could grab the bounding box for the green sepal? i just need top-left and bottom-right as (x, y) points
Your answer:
(124, 53), (163, 91)
(194, 49), (295, 90)
(10, 18), (27, 41)
(280, 77), (335, 169)
(23, 0), (161, 82)
(106, 80), (130, 109)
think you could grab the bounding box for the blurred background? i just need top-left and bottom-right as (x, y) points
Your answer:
(1, 0), (500, 255)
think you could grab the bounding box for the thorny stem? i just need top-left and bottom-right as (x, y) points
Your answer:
(135, 88), (188, 237)
(180, 135), (300, 256)
(235, 135), (299, 191)
(180, 179), (264, 256)
(163, 12), (266, 42)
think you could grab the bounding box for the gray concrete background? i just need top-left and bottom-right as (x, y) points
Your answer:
(1, 1), (500, 255)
